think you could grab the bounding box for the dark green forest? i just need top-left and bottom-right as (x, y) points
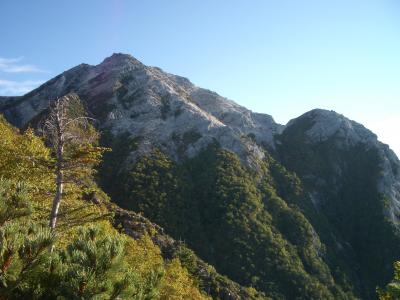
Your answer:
(1, 102), (400, 299)
(98, 128), (400, 299)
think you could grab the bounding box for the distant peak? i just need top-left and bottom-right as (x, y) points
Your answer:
(286, 109), (340, 127)
(300, 108), (340, 119)
(109, 52), (134, 59)
(100, 53), (143, 67)
(286, 108), (377, 144)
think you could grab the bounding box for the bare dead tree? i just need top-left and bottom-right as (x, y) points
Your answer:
(42, 93), (104, 230)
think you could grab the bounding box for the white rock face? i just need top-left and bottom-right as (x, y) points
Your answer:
(0, 53), (282, 166)
(2, 54), (400, 223)
(2, 52), (400, 229)
(286, 109), (378, 146)
(377, 146), (400, 224)
(285, 109), (400, 224)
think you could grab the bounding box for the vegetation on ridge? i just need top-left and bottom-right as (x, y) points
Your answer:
(0, 114), (213, 299)
(1, 91), (400, 299)
(103, 143), (356, 299)
(276, 116), (400, 299)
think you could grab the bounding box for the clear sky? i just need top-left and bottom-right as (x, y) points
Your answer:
(1, 0), (399, 155)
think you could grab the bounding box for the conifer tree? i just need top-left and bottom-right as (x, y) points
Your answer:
(42, 93), (106, 230)
(51, 226), (153, 299)
(0, 179), (55, 299)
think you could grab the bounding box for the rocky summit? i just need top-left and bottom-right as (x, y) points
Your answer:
(1, 53), (400, 299)
(0, 53), (282, 166)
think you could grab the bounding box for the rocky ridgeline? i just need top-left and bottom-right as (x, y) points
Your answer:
(0, 52), (399, 224)
(281, 109), (400, 224)
(0, 53), (281, 167)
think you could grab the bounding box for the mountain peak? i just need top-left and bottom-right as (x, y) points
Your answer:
(100, 53), (143, 68)
(0, 53), (283, 164)
(285, 108), (377, 145)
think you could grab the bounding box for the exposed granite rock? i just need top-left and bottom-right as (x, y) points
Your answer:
(286, 109), (377, 146)
(0, 53), (281, 167)
(1, 54), (399, 224)
(283, 108), (400, 224)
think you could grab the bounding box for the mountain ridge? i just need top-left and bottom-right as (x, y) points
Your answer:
(0, 53), (283, 166)
(1, 52), (399, 230)
(1, 53), (400, 299)
(1, 52), (399, 227)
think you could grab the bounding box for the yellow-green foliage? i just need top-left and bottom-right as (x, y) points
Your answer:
(0, 115), (208, 299)
(0, 115), (52, 193)
(378, 262), (400, 300)
(0, 116), (108, 238)
(123, 235), (210, 299)
(124, 234), (164, 274)
(159, 259), (210, 300)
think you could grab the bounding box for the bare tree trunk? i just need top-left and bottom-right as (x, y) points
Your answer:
(49, 109), (64, 230)
(49, 161), (63, 229)
(45, 93), (98, 230)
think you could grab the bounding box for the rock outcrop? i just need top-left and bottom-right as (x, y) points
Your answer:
(1, 53), (400, 299)
(0, 53), (282, 166)
(280, 108), (400, 224)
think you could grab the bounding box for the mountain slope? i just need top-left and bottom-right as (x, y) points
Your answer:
(0, 114), (260, 300)
(1, 53), (400, 299)
(0, 53), (281, 166)
(276, 109), (400, 298)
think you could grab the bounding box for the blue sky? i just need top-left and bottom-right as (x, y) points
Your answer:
(1, 0), (399, 155)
